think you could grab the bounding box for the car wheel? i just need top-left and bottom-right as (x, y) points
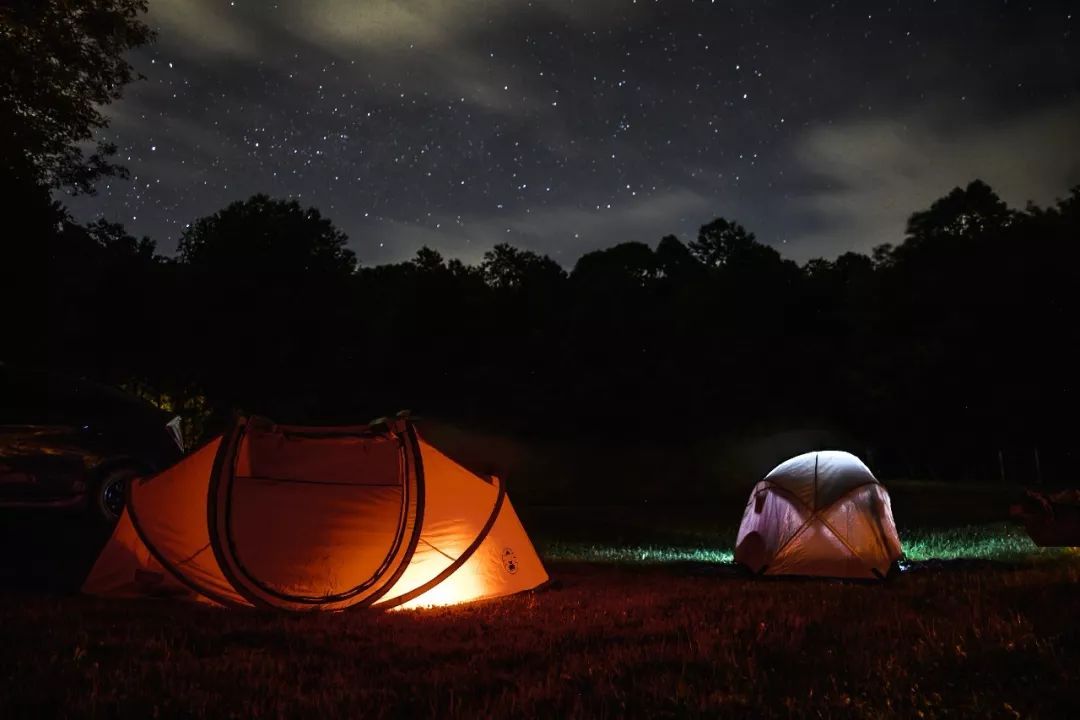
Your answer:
(94, 467), (138, 523)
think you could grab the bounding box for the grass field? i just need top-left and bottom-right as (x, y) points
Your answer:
(1, 482), (1078, 718)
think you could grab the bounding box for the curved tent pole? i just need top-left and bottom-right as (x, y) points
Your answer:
(356, 419), (428, 608)
(123, 433), (248, 608)
(757, 477), (883, 569)
(207, 415), (426, 610)
(204, 416), (265, 607)
(762, 478), (880, 516)
(374, 471), (508, 610)
(814, 510), (880, 572)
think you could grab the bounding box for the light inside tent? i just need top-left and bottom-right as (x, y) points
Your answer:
(391, 562), (486, 610)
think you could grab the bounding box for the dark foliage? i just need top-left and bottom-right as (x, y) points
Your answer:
(1, 0), (153, 376)
(0, 0), (153, 193)
(14, 177), (1080, 484)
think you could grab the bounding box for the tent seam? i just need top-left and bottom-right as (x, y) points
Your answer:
(419, 537), (456, 562)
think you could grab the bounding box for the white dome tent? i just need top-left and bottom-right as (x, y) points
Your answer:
(734, 451), (902, 579)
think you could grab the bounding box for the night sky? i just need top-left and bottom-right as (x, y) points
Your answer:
(67, 1), (1079, 266)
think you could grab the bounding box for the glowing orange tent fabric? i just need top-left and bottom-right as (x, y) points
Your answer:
(734, 450), (902, 579)
(83, 416), (548, 610)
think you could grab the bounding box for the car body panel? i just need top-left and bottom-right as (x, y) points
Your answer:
(0, 366), (185, 515)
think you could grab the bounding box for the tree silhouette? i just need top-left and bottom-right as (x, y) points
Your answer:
(689, 218), (767, 268)
(20, 172), (1080, 485)
(2, 1), (154, 370)
(0, 0), (154, 193)
(654, 234), (700, 280)
(178, 194), (355, 276)
(904, 179), (1014, 246)
(480, 243), (566, 290)
(410, 246), (447, 274)
(571, 241), (657, 288)
(174, 195), (356, 421)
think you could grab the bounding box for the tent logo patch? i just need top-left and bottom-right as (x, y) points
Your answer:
(502, 547), (519, 574)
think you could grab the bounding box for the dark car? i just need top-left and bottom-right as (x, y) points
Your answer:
(0, 364), (185, 522)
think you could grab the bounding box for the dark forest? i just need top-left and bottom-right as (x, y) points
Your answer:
(8, 177), (1079, 486)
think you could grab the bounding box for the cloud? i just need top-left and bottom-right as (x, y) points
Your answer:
(143, 1), (626, 115)
(351, 188), (715, 267)
(291, 1), (475, 52)
(785, 101), (1080, 260)
(145, 0), (258, 58)
(283, 0), (598, 115)
(290, 0), (620, 52)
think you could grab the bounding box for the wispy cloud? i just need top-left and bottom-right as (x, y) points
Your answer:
(145, 1), (628, 115)
(787, 101), (1080, 260)
(352, 187), (714, 266)
(146, 0), (258, 58)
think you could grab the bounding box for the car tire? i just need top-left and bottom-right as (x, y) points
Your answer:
(93, 466), (139, 524)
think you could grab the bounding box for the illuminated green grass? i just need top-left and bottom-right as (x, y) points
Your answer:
(541, 523), (1076, 565)
(541, 542), (734, 564)
(899, 522), (1071, 562)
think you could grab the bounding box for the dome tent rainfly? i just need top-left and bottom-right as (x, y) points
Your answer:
(734, 451), (902, 579)
(83, 415), (548, 610)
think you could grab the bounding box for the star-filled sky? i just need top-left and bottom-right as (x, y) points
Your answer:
(68, 0), (1079, 266)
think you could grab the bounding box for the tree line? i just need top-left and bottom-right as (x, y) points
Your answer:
(11, 179), (1079, 484)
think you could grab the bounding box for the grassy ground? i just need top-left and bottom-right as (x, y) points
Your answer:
(1, 482), (1078, 718)
(538, 522), (1067, 565)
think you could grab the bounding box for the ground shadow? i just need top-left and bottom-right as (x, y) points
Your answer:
(0, 510), (112, 592)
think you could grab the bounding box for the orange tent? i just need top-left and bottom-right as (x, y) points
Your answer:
(83, 415), (548, 610)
